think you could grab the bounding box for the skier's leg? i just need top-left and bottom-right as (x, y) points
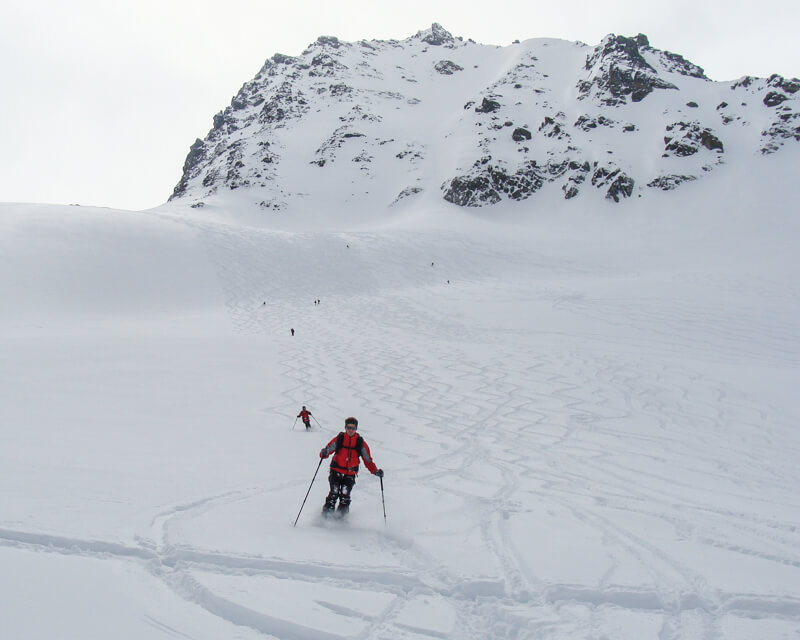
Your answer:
(323, 471), (341, 513)
(337, 475), (355, 514)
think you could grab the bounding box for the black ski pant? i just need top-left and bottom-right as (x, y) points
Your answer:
(303, 419), (311, 430)
(324, 471), (356, 511)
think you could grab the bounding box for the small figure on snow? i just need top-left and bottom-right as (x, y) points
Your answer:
(297, 406), (313, 430)
(290, 328), (295, 336)
(319, 417), (383, 517)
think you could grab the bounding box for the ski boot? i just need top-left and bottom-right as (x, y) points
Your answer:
(322, 497), (337, 517)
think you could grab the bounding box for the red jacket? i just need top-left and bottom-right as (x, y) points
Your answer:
(298, 410), (311, 421)
(320, 432), (378, 476)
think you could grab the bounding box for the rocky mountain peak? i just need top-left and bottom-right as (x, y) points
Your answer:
(414, 23), (456, 46)
(578, 33), (678, 104)
(169, 27), (800, 214)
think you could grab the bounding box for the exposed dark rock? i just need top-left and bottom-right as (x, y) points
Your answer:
(512, 127), (532, 141)
(656, 50), (707, 79)
(443, 174), (501, 206)
(170, 138), (207, 199)
(202, 169), (219, 188)
(312, 127), (367, 166)
(257, 82), (310, 125)
(271, 53), (296, 65)
(569, 160), (591, 173)
(663, 122), (724, 156)
(577, 33), (678, 105)
(220, 141), (249, 190)
(562, 161), (592, 199)
(391, 186), (423, 205)
(352, 151), (373, 163)
(761, 112), (800, 154)
(700, 129), (724, 152)
(606, 175), (634, 201)
(647, 174), (697, 190)
(396, 146), (424, 160)
(767, 74), (800, 94)
(329, 83), (353, 97)
(443, 156), (613, 206)
(339, 106), (383, 123)
(764, 91), (789, 107)
(258, 197), (287, 211)
(589, 165), (634, 202)
(442, 157), (548, 206)
(475, 97), (502, 113)
(434, 60), (464, 75)
(316, 36), (341, 48)
(539, 114), (569, 140)
(731, 76), (755, 90)
(308, 53), (349, 77)
(686, 101), (699, 108)
(574, 114), (616, 131)
(416, 23), (455, 46)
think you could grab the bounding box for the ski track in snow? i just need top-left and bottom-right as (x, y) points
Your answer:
(3, 212), (800, 639)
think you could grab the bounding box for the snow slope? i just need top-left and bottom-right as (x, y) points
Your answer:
(1, 149), (800, 639)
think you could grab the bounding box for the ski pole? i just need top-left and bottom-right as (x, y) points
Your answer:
(293, 458), (323, 527)
(291, 416), (298, 430)
(380, 476), (387, 524)
(312, 415), (323, 429)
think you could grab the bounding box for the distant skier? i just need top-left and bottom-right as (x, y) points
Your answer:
(291, 328), (295, 336)
(297, 406), (313, 430)
(319, 417), (383, 517)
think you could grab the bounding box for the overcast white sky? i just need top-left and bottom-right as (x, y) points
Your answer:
(2, 0), (798, 211)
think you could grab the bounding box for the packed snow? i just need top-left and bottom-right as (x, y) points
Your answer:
(1, 147), (800, 639)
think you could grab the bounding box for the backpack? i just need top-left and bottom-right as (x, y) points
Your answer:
(336, 432), (363, 453)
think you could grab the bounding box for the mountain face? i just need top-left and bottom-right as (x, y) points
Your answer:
(170, 24), (799, 211)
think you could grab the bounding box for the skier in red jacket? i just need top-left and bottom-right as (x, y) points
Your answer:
(319, 417), (383, 516)
(297, 406), (312, 430)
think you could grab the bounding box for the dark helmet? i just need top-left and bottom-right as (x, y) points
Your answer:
(344, 417), (358, 429)
(302, 406), (306, 410)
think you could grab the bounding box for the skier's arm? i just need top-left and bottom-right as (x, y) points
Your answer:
(359, 441), (379, 474)
(320, 436), (338, 458)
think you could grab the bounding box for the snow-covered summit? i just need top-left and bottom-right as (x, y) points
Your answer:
(169, 26), (799, 214)
(413, 22), (457, 46)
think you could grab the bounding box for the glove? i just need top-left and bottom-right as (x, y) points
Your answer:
(375, 469), (384, 478)
(319, 448), (328, 458)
